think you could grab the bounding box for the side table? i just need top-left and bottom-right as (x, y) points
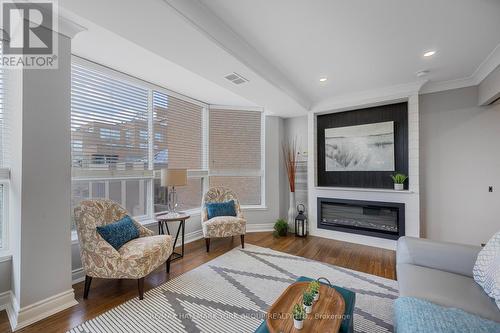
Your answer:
(156, 212), (190, 261)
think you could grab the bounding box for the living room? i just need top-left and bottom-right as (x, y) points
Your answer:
(0, 0), (499, 332)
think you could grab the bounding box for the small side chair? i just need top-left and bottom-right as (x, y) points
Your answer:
(201, 187), (247, 252)
(74, 199), (174, 300)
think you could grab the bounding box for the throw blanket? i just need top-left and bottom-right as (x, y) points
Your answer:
(394, 297), (500, 333)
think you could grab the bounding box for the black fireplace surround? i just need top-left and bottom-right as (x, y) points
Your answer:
(317, 197), (405, 240)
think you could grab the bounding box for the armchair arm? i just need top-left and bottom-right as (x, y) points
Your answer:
(132, 219), (154, 237)
(397, 236), (481, 277)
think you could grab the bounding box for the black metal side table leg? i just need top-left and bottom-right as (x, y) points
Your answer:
(181, 220), (185, 258)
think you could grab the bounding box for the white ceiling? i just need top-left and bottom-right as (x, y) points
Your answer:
(199, 0), (500, 101)
(60, 0), (500, 117)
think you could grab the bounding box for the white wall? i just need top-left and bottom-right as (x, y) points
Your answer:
(420, 86), (500, 245)
(280, 116), (308, 219)
(71, 115), (285, 280)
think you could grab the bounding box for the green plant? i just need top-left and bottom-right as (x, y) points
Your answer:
(309, 281), (320, 295)
(390, 173), (408, 184)
(302, 291), (314, 306)
(273, 218), (288, 237)
(292, 303), (306, 321)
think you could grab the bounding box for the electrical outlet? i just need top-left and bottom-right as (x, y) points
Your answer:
(489, 186), (493, 192)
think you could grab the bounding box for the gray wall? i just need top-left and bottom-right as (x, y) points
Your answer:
(72, 116), (285, 277)
(15, 34), (74, 307)
(280, 116), (308, 219)
(420, 86), (500, 246)
(0, 259), (11, 293)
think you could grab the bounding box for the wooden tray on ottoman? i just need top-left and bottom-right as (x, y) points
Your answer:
(266, 281), (345, 333)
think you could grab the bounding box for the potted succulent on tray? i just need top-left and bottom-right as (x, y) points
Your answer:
(292, 303), (306, 330)
(309, 280), (320, 302)
(391, 173), (408, 191)
(302, 290), (314, 314)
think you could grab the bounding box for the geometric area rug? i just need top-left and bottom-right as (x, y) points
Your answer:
(67, 244), (398, 333)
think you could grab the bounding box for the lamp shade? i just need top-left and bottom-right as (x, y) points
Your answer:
(161, 169), (187, 187)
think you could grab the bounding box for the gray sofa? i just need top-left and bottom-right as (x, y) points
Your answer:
(396, 236), (500, 322)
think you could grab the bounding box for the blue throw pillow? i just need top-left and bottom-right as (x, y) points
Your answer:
(206, 200), (237, 219)
(96, 215), (139, 250)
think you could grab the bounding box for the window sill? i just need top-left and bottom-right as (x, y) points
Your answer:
(0, 251), (12, 263)
(242, 205), (268, 211)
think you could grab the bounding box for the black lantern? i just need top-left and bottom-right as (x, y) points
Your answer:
(295, 204), (307, 237)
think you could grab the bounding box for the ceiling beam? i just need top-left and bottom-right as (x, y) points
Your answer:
(163, 0), (312, 110)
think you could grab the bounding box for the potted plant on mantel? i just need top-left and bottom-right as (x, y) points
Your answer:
(292, 303), (306, 330)
(302, 290), (314, 314)
(391, 173), (408, 191)
(309, 280), (320, 302)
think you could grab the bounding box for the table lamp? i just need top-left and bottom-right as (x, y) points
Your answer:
(161, 169), (187, 214)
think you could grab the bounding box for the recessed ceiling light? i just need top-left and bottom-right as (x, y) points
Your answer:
(423, 50), (436, 57)
(319, 77), (328, 82)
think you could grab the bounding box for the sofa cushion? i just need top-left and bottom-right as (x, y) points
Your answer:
(118, 235), (173, 277)
(394, 297), (500, 333)
(96, 215), (139, 250)
(206, 200), (237, 219)
(202, 216), (246, 238)
(397, 263), (500, 322)
(474, 231), (500, 309)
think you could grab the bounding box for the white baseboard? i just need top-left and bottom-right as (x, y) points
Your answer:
(184, 229), (203, 244)
(6, 289), (78, 331)
(247, 222), (274, 232)
(0, 291), (10, 312)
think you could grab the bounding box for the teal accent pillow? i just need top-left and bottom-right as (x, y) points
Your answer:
(96, 215), (139, 250)
(206, 200), (237, 219)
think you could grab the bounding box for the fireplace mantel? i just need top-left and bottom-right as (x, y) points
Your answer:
(307, 92), (421, 250)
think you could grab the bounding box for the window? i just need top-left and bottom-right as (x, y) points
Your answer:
(70, 59), (265, 232)
(209, 108), (264, 206)
(152, 91), (206, 212)
(71, 62), (152, 223)
(0, 42), (9, 250)
(99, 128), (121, 140)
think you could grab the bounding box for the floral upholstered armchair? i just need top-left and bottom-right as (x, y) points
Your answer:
(74, 199), (174, 300)
(201, 187), (247, 252)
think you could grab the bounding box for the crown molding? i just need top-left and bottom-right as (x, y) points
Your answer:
(472, 43), (500, 85)
(421, 43), (500, 95)
(312, 80), (427, 114)
(420, 76), (476, 94)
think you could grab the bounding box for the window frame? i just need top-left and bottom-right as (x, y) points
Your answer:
(207, 105), (266, 209)
(0, 174), (10, 254)
(0, 41), (10, 253)
(70, 57), (266, 238)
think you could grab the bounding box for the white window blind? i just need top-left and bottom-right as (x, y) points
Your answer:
(209, 108), (263, 205)
(152, 91), (206, 212)
(0, 41), (10, 250)
(0, 42), (4, 249)
(152, 91), (204, 170)
(71, 63), (150, 173)
(71, 63), (152, 221)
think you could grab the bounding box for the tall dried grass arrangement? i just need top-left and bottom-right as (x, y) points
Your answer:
(282, 138), (298, 192)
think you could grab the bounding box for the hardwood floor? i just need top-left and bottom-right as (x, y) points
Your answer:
(0, 232), (396, 333)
